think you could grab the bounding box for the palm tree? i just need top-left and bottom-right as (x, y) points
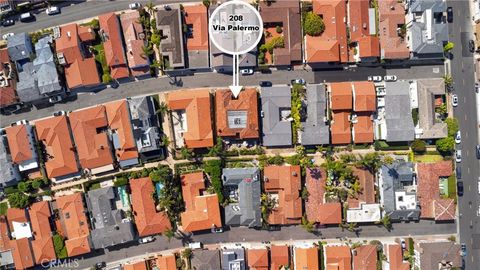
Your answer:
(156, 101), (168, 115)
(163, 228), (175, 242)
(141, 45), (154, 59)
(442, 74), (454, 86)
(202, 0), (210, 9)
(356, 152), (383, 174)
(145, 1), (156, 16)
(161, 136), (171, 147)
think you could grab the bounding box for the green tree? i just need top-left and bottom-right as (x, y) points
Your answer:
(202, 0), (210, 9)
(151, 32), (161, 46)
(445, 118), (459, 137)
(301, 186), (310, 201)
(303, 11), (325, 36)
(181, 248), (192, 259)
(31, 180), (42, 190)
(301, 215), (315, 233)
(443, 75), (454, 86)
(356, 153), (383, 174)
(161, 136), (171, 148)
(444, 42), (455, 52)
(411, 139), (426, 154)
(383, 155), (394, 165)
(207, 137), (224, 157)
(164, 228), (175, 242)
(180, 146), (194, 160)
(145, 1), (156, 15)
(17, 181), (31, 193)
(276, 25), (283, 34)
(436, 137), (455, 153)
(7, 192), (30, 209)
(141, 45), (154, 59)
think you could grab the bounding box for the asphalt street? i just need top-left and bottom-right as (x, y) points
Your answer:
(448, 0), (480, 269)
(51, 221), (456, 270)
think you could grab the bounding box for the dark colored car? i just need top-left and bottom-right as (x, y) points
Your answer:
(447, 7), (453, 23)
(476, 145), (480, 159)
(457, 181), (464, 197)
(456, 166), (462, 179)
(469, 40), (475, 53)
(2, 19), (14, 27)
(267, 225), (281, 231)
(259, 81), (272, 87)
(95, 262), (106, 270)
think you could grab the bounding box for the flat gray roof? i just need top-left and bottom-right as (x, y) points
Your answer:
(261, 86), (292, 147)
(384, 81), (415, 142)
(301, 84), (330, 145)
(156, 7), (185, 68)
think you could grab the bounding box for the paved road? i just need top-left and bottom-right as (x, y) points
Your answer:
(52, 221), (455, 269)
(448, 0), (480, 268)
(0, 65), (443, 127)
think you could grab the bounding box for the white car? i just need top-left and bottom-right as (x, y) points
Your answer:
(452, 94), (458, 107)
(477, 205), (480, 217)
(138, 236), (154, 244)
(49, 95), (63, 104)
(129, 2), (141, 9)
(291, 78), (306, 85)
(456, 150), (462, 163)
(455, 131), (461, 144)
(368, 76), (382, 82)
(384, 75), (398, 82)
(240, 69), (254, 75)
(46, 6), (60, 15)
(2, 32), (14, 40)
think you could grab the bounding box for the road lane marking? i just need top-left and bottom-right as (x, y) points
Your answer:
(466, 131), (469, 138)
(463, 78), (466, 85)
(465, 114), (468, 121)
(469, 185), (471, 191)
(466, 150), (469, 157)
(464, 96), (467, 103)
(468, 167), (471, 174)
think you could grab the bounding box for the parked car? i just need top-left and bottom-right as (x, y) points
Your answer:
(291, 78), (306, 85)
(455, 130), (461, 144)
(53, 110), (67, 117)
(267, 225), (281, 231)
(46, 6), (60, 15)
(475, 82), (480, 93)
(400, 239), (406, 250)
(476, 145), (480, 159)
(451, 94), (458, 107)
(240, 69), (254, 75)
(455, 150), (462, 163)
(129, 2), (141, 9)
(456, 166), (462, 179)
(211, 227), (224, 233)
(48, 95), (63, 104)
(259, 81), (272, 87)
(461, 243), (467, 257)
(188, 242), (203, 249)
(2, 32), (14, 40)
(19, 12), (34, 22)
(164, 5), (172, 10)
(367, 75), (382, 82)
(95, 262), (106, 270)
(0, 104), (22, 115)
(447, 7), (453, 23)
(457, 181), (464, 197)
(384, 75), (398, 82)
(478, 205), (480, 217)
(469, 40), (476, 53)
(1, 18), (14, 27)
(138, 236), (155, 244)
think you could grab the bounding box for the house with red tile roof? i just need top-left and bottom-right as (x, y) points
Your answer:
(130, 177), (172, 237)
(0, 216), (10, 252)
(270, 245), (290, 270)
(119, 11), (150, 78)
(0, 48), (18, 109)
(305, 0), (348, 65)
(264, 165), (302, 225)
(55, 193), (91, 257)
(215, 88), (259, 141)
(346, 167), (381, 223)
(248, 248), (269, 270)
(180, 172), (222, 233)
(383, 244), (410, 270)
(29, 201), (56, 265)
(324, 245), (352, 270)
(347, 0), (380, 62)
(123, 261), (148, 270)
(5, 123), (39, 172)
(330, 82), (352, 145)
(156, 255), (177, 270)
(378, 0), (409, 59)
(69, 106), (115, 175)
(305, 167), (342, 225)
(6, 208), (35, 269)
(416, 161), (455, 221)
(353, 244), (377, 270)
(9, 238), (34, 270)
(55, 23), (101, 90)
(99, 12), (129, 80)
(34, 115), (80, 182)
(294, 246), (319, 270)
(105, 100), (139, 168)
(183, 4), (209, 69)
(352, 82), (376, 144)
(166, 89), (214, 149)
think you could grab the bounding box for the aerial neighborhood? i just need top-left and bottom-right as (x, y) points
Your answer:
(0, 0), (472, 269)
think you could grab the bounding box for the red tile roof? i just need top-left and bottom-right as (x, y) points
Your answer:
(29, 201), (56, 264)
(295, 247), (319, 270)
(120, 11), (150, 77)
(270, 245), (290, 270)
(306, 0), (348, 63)
(348, 0), (380, 59)
(130, 178), (172, 237)
(99, 12), (130, 79)
(331, 111), (351, 145)
(69, 106), (114, 170)
(56, 193), (91, 257)
(378, 0), (409, 59)
(184, 5), (209, 51)
(34, 116), (79, 179)
(0, 48), (18, 107)
(180, 172), (222, 232)
(9, 238), (34, 270)
(353, 245), (377, 270)
(264, 165), (302, 225)
(353, 115), (374, 144)
(248, 248), (269, 270)
(105, 100), (139, 162)
(330, 82), (353, 110)
(156, 255), (177, 270)
(347, 168), (375, 209)
(0, 216), (10, 252)
(64, 57), (101, 89)
(305, 168), (342, 224)
(386, 244), (410, 270)
(352, 82), (376, 112)
(5, 124), (33, 164)
(215, 88), (259, 139)
(166, 89), (214, 148)
(325, 245), (352, 270)
(124, 261), (147, 270)
(6, 206), (28, 227)
(417, 161), (455, 220)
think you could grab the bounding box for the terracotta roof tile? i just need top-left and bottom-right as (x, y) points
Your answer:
(0, 48), (18, 107)
(29, 201), (56, 264)
(64, 58), (101, 90)
(180, 172), (222, 232)
(5, 124), (33, 164)
(353, 245), (377, 270)
(264, 165), (302, 225)
(248, 248), (269, 270)
(348, 0), (380, 59)
(357, 36), (380, 58)
(56, 193), (91, 257)
(386, 244), (410, 270)
(331, 111), (352, 145)
(347, 168), (375, 209)
(156, 255), (177, 270)
(184, 5), (209, 51)
(353, 114), (373, 144)
(295, 247), (319, 270)
(130, 178), (172, 237)
(99, 13), (130, 79)
(305, 168), (342, 224)
(9, 238), (34, 270)
(215, 88), (259, 139)
(7, 206), (28, 227)
(69, 106), (114, 170)
(35, 116), (79, 179)
(105, 100), (139, 162)
(325, 245), (352, 270)
(0, 216), (10, 252)
(167, 89), (214, 148)
(330, 82), (353, 110)
(270, 245), (290, 270)
(120, 11), (150, 77)
(124, 261), (147, 270)
(352, 82), (376, 112)
(378, 0), (409, 59)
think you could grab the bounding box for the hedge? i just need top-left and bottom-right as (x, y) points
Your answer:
(204, 160), (224, 203)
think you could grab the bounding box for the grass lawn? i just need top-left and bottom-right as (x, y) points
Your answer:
(414, 154), (444, 163)
(93, 44), (112, 83)
(0, 202), (8, 215)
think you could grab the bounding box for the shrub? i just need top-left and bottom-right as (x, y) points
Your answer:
(204, 160), (224, 203)
(17, 181), (31, 193)
(151, 32), (161, 46)
(303, 11), (325, 36)
(436, 137), (455, 154)
(31, 180), (42, 190)
(53, 234), (68, 259)
(7, 192), (30, 209)
(102, 73), (112, 84)
(411, 139), (426, 153)
(445, 118), (459, 137)
(411, 108), (419, 126)
(275, 25), (282, 34)
(114, 177), (129, 187)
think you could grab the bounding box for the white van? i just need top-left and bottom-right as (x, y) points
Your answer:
(188, 242), (202, 250)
